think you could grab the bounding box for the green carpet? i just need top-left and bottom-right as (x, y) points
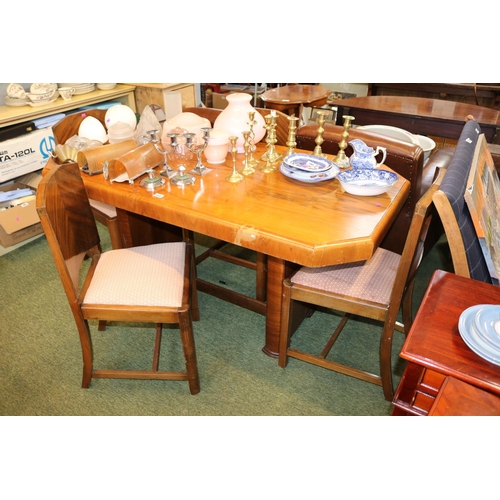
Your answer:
(0, 224), (453, 416)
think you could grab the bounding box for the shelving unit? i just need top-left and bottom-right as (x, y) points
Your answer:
(0, 84), (137, 128)
(0, 84), (137, 256)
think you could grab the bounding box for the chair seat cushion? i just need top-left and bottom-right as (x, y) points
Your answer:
(291, 247), (400, 304)
(84, 242), (186, 307)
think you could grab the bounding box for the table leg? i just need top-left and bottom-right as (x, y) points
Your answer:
(263, 256), (305, 357)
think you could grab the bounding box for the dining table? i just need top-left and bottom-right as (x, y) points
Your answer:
(82, 142), (410, 358)
(333, 95), (500, 143)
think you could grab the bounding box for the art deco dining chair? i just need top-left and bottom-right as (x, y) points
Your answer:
(52, 109), (125, 249)
(432, 119), (493, 284)
(279, 167), (446, 401)
(36, 162), (200, 394)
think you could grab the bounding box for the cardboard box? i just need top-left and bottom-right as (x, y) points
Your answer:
(0, 127), (55, 183)
(212, 92), (231, 110)
(0, 182), (43, 248)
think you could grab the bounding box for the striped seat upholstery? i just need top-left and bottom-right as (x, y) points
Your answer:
(435, 120), (492, 284)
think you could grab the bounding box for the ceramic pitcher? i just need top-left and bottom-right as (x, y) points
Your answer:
(349, 139), (387, 169)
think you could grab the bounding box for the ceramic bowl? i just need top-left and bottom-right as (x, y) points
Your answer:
(30, 83), (58, 95)
(414, 135), (436, 162)
(337, 168), (398, 196)
(26, 90), (55, 102)
(97, 83), (117, 90)
(357, 124), (419, 146)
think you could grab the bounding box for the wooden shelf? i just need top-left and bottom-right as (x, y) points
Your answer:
(0, 84), (137, 128)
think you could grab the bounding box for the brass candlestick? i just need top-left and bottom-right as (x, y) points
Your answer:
(241, 131), (255, 176)
(261, 112), (282, 173)
(226, 136), (244, 183)
(247, 111), (260, 167)
(285, 115), (299, 158)
(334, 115), (355, 168)
(313, 110), (328, 159)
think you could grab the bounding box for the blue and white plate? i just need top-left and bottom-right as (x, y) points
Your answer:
(473, 305), (500, 350)
(280, 162), (340, 183)
(284, 153), (333, 173)
(337, 168), (398, 196)
(458, 305), (500, 366)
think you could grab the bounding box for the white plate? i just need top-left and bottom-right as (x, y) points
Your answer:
(473, 305), (500, 350)
(337, 168), (398, 196)
(284, 153), (333, 172)
(4, 96), (30, 107)
(280, 162), (339, 183)
(459, 305), (500, 365)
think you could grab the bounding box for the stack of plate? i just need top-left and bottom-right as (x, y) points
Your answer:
(58, 83), (95, 95)
(459, 304), (500, 366)
(4, 95), (30, 107)
(279, 153), (340, 183)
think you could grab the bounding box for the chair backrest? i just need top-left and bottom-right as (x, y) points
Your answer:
(432, 120), (492, 283)
(389, 166), (446, 315)
(296, 123), (427, 254)
(183, 106), (289, 146)
(36, 162), (100, 298)
(52, 109), (107, 145)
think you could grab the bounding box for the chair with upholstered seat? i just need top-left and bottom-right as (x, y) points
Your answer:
(279, 167), (446, 401)
(36, 161), (200, 394)
(432, 119), (493, 284)
(52, 109), (126, 249)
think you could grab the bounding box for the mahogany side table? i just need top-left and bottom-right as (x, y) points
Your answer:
(392, 269), (500, 415)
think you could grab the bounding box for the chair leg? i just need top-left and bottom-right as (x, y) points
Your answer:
(107, 218), (124, 249)
(189, 246), (200, 322)
(179, 311), (200, 395)
(379, 324), (395, 401)
(76, 319), (94, 389)
(401, 280), (415, 336)
(152, 323), (162, 371)
(279, 283), (293, 368)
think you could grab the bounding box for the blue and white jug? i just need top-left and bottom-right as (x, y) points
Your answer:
(349, 139), (387, 169)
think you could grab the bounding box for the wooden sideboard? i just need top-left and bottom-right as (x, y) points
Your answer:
(368, 83), (500, 110)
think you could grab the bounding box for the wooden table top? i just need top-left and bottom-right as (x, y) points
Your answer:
(401, 270), (500, 395)
(261, 85), (331, 109)
(82, 143), (410, 268)
(334, 95), (500, 125)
